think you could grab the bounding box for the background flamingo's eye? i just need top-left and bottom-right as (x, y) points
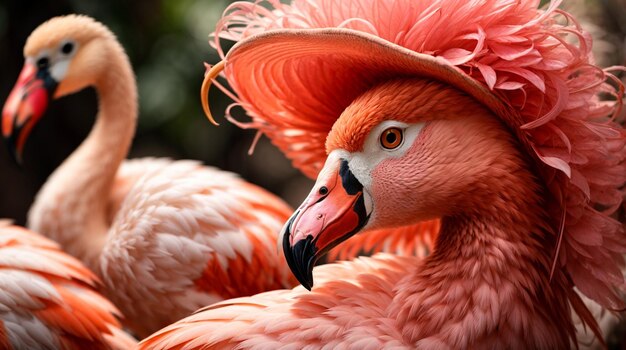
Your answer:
(61, 42), (75, 55)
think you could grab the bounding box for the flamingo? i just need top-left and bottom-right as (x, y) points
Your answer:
(0, 220), (136, 349)
(139, 0), (626, 348)
(0, 15), (301, 338)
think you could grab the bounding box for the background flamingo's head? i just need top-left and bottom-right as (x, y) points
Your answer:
(282, 78), (528, 289)
(2, 15), (121, 161)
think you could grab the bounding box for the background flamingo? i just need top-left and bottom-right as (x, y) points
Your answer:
(0, 15), (301, 338)
(140, 0), (626, 348)
(0, 220), (135, 349)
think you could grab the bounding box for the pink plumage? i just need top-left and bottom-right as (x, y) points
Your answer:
(209, 0), (626, 312)
(0, 222), (136, 349)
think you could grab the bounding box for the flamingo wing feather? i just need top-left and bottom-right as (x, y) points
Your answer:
(0, 224), (135, 349)
(100, 159), (296, 336)
(139, 254), (415, 350)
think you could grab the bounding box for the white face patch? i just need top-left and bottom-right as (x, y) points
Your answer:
(49, 59), (71, 82)
(28, 39), (78, 82)
(342, 121), (425, 190)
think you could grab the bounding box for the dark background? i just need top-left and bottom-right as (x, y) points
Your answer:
(0, 0), (314, 225)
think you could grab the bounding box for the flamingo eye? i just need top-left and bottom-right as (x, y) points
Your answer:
(60, 42), (74, 55)
(380, 127), (403, 149)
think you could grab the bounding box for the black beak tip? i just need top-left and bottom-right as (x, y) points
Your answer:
(302, 280), (313, 291)
(300, 262), (314, 291)
(282, 219), (317, 291)
(4, 134), (22, 166)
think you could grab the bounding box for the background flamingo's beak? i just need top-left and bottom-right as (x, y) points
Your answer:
(2, 62), (58, 163)
(281, 157), (371, 290)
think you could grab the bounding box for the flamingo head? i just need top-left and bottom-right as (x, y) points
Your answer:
(2, 15), (118, 162)
(281, 78), (517, 289)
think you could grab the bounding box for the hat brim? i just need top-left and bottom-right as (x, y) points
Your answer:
(222, 28), (527, 177)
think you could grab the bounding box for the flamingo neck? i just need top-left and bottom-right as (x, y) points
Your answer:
(28, 43), (137, 270)
(391, 156), (574, 347)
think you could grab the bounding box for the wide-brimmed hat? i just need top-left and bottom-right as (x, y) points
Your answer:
(203, 0), (626, 310)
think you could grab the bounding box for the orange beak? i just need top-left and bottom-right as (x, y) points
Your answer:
(2, 62), (58, 163)
(281, 157), (371, 290)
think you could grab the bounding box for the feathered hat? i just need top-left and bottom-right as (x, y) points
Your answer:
(203, 0), (626, 310)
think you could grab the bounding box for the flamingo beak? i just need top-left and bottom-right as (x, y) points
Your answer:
(2, 62), (58, 163)
(281, 156), (371, 290)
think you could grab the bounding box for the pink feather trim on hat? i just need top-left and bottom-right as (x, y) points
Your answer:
(209, 0), (626, 310)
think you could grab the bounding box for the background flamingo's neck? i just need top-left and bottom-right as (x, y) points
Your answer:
(390, 149), (575, 348)
(28, 42), (137, 270)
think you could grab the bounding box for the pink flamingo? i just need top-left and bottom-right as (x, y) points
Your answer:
(139, 0), (626, 348)
(1, 15), (299, 338)
(0, 220), (135, 349)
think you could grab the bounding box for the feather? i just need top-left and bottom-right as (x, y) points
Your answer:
(0, 225), (134, 349)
